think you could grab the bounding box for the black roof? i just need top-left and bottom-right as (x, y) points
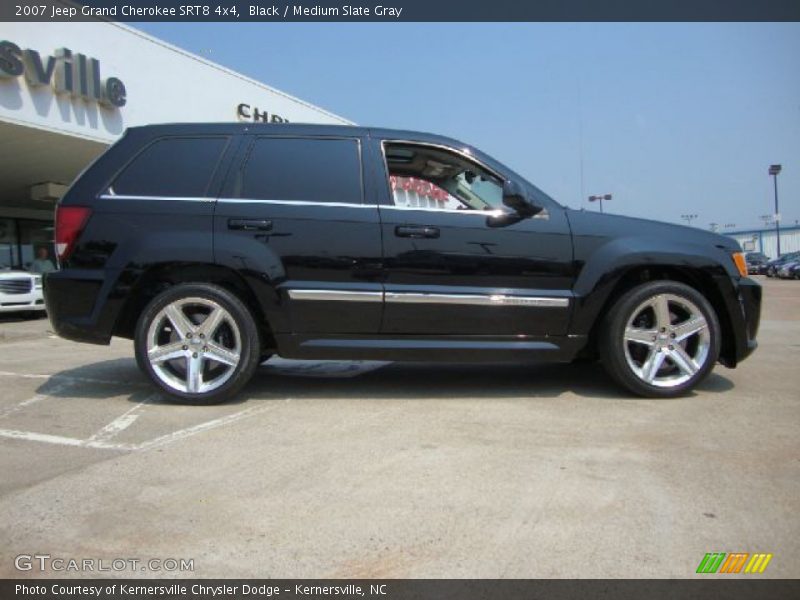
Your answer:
(126, 122), (469, 151)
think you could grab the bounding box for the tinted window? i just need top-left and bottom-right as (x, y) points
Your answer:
(239, 137), (361, 203)
(112, 137), (228, 197)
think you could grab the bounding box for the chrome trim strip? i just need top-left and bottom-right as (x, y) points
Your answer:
(219, 198), (373, 208)
(100, 194), (212, 202)
(287, 289), (383, 302)
(380, 205), (505, 216)
(385, 292), (569, 308)
(380, 139), (505, 181)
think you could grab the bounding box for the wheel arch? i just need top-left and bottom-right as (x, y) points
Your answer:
(577, 264), (737, 366)
(112, 262), (275, 351)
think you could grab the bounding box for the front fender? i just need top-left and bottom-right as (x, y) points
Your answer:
(569, 235), (738, 336)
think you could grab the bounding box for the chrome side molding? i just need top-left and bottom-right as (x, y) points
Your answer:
(286, 289), (383, 303)
(287, 288), (569, 308)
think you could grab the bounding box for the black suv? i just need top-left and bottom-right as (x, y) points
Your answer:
(45, 124), (761, 403)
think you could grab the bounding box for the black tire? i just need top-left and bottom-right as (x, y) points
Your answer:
(599, 281), (721, 398)
(134, 283), (261, 405)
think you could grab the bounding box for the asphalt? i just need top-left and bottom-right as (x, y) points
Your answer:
(0, 276), (797, 579)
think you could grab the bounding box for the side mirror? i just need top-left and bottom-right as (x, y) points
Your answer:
(502, 180), (542, 217)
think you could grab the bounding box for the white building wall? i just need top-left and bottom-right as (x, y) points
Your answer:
(0, 21), (351, 144)
(728, 227), (800, 258)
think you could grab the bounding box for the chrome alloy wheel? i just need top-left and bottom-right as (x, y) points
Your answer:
(146, 297), (241, 394)
(623, 293), (710, 388)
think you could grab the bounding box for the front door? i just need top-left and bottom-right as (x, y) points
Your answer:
(373, 140), (574, 337)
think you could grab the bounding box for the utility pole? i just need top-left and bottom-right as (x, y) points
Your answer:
(769, 165), (782, 256)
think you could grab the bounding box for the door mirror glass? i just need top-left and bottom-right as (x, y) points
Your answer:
(502, 180), (542, 217)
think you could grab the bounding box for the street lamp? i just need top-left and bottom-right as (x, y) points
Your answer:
(709, 222), (719, 232)
(588, 194), (612, 213)
(769, 164), (782, 256)
(681, 214), (698, 226)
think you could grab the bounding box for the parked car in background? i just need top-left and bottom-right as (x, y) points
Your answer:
(777, 259), (800, 279)
(789, 263), (800, 280)
(0, 270), (45, 317)
(745, 252), (770, 275)
(765, 251), (800, 277)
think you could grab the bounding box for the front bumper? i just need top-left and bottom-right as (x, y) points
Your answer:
(0, 290), (45, 313)
(720, 276), (761, 367)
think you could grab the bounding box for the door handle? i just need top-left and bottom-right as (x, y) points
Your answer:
(228, 218), (273, 231)
(395, 225), (440, 239)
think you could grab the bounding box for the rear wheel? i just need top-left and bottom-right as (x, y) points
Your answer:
(599, 281), (720, 398)
(134, 283), (261, 404)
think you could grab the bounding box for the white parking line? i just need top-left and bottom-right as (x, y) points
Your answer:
(136, 401), (289, 451)
(0, 428), (135, 451)
(0, 370), (149, 388)
(87, 393), (159, 443)
(0, 400), (289, 452)
(0, 382), (72, 420)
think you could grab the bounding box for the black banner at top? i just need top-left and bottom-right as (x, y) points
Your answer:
(3, 0), (800, 22)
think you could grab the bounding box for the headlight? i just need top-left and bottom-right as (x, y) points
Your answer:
(34, 276), (43, 289)
(731, 252), (748, 277)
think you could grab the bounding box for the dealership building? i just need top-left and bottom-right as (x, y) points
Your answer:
(0, 20), (351, 272)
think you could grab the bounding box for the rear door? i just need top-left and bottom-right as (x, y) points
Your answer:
(214, 135), (383, 334)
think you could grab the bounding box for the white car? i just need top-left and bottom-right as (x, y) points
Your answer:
(0, 270), (45, 315)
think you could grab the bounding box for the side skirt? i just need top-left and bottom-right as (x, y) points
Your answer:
(274, 334), (588, 362)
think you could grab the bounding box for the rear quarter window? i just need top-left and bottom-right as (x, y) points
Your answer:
(236, 137), (362, 204)
(110, 136), (229, 197)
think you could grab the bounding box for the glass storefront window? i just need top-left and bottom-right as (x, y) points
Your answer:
(0, 218), (54, 272)
(0, 218), (19, 271)
(19, 219), (56, 273)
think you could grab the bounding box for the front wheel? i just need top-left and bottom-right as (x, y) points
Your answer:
(134, 283), (261, 404)
(599, 281), (721, 398)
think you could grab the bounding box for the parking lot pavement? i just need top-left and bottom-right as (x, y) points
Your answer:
(0, 277), (798, 579)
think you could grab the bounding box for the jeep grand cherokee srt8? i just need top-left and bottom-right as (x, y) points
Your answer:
(45, 124), (761, 403)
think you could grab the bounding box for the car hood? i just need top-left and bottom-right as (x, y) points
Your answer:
(566, 209), (740, 252)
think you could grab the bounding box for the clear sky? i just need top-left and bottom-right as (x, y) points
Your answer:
(136, 22), (800, 231)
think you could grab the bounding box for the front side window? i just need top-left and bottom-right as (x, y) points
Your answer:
(384, 143), (504, 211)
(110, 137), (229, 197)
(237, 137), (362, 204)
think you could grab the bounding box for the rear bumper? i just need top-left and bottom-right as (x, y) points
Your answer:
(44, 270), (118, 345)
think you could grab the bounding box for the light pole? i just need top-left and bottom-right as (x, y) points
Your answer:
(681, 214), (698, 226)
(709, 222), (719, 232)
(769, 164), (782, 256)
(588, 194), (612, 213)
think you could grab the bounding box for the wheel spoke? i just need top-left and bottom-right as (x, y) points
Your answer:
(641, 349), (667, 383)
(667, 345), (699, 376)
(164, 304), (194, 340)
(186, 354), (204, 393)
(652, 295), (672, 330)
(205, 342), (240, 367)
(148, 341), (186, 364)
(625, 327), (657, 346)
(197, 306), (225, 338)
(672, 317), (707, 342)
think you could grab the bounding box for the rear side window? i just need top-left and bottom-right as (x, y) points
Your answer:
(111, 137), (229, 197)
(238, 137), (362, 204)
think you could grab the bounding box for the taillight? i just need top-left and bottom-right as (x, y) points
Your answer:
(55, 205), (91, 264)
